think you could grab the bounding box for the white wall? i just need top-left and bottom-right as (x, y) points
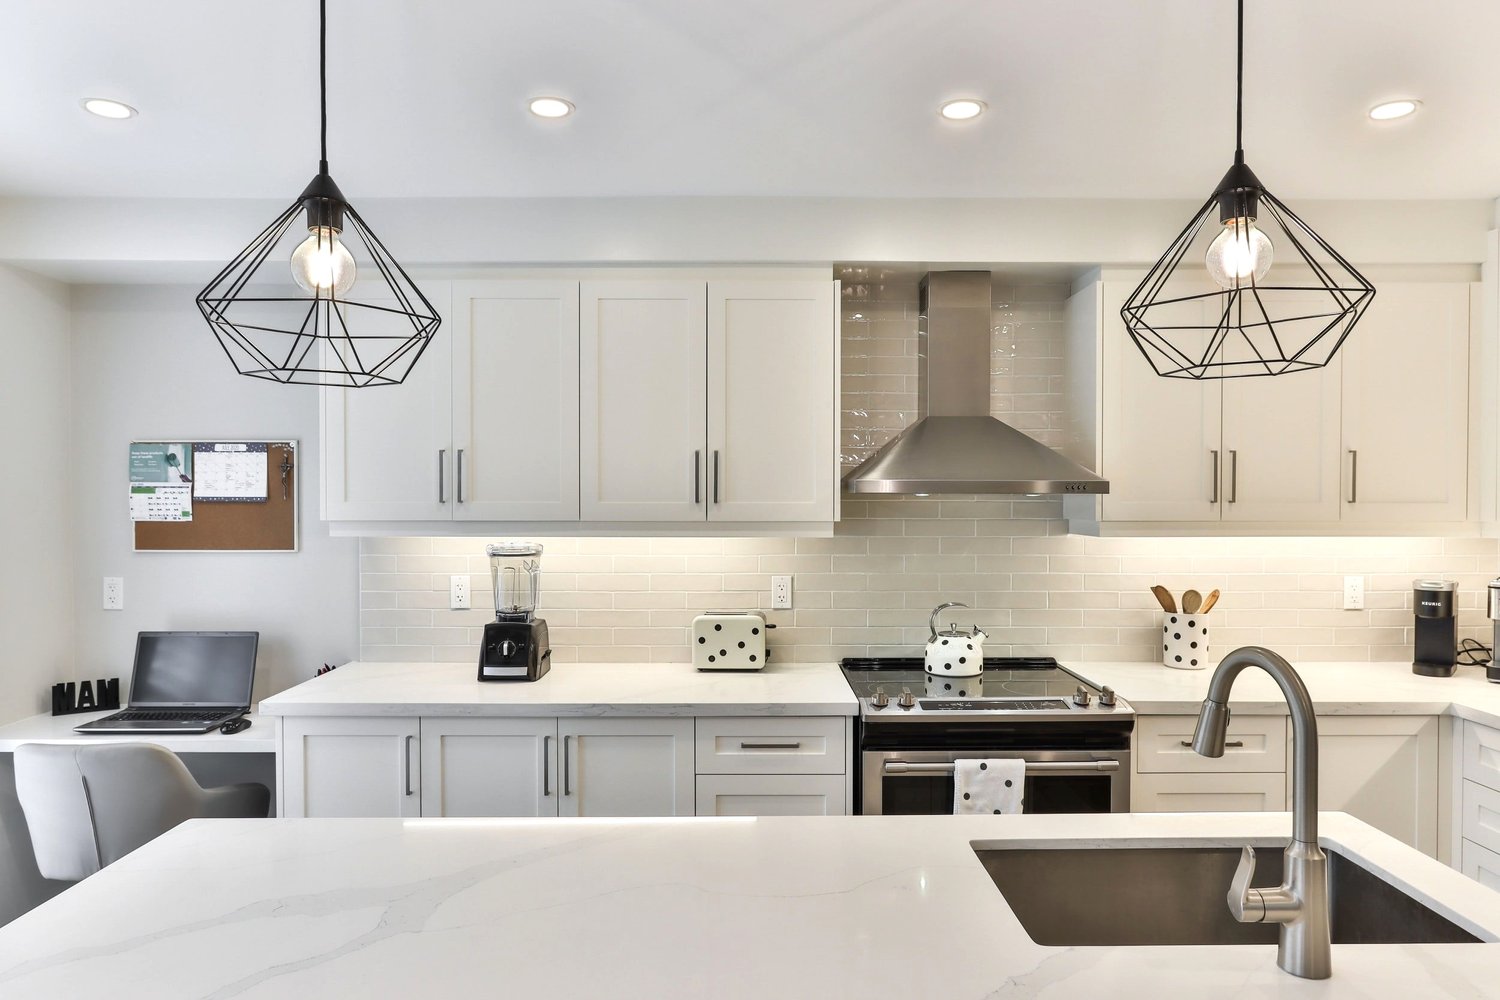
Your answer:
(68, 284), (359, 702)
(0, 264), (72, 723)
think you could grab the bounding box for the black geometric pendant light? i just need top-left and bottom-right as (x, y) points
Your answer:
(196, 0), (440, 387)
(1120, 0), (1375, 380)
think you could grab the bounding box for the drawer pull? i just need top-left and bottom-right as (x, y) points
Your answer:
(740, 741), (802, 750)
(1181, 739), (1245, 749)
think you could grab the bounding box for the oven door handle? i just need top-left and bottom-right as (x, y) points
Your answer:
(881, 760), (1120, 775)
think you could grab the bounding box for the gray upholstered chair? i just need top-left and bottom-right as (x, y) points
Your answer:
(14, 743), (270, 881)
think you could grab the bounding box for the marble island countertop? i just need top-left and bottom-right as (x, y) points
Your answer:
(258, 659), (859, 717)
(3, 811), (1500, 999)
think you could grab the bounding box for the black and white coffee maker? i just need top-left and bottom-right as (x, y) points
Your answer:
(478, 542), (551, 682)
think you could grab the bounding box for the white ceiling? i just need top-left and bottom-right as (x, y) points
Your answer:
(1, 0), (1495, 201)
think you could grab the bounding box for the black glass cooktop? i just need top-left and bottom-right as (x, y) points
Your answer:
(839, 656), (1101, 703)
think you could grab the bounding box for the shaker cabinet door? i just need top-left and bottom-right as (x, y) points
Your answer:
(451, 280), (580, 521)
(580, 281), (708, 521)
(281, 717), (421, 818)
(420, 716), (558, 817)
(557, 717), (695, 817)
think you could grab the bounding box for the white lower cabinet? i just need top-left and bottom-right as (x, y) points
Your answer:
(558, 718), (695, 818)
(1316, 716), (1439, 856)
(1460, 721), (1500, 890)
(696, 774), (846, 816)
(281, 713), (851, 818)
(1131, 771), (1286, 813)
(420, 717), (555, 818)
(1462, 838), (1500, 891)
(281, 717), (421, 818)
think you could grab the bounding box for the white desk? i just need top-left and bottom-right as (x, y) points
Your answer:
(0, 711), (274, 753)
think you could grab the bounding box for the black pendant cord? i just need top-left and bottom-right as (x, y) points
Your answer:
(319, 0), (328, 174)
(1234, 0), (1244, 164)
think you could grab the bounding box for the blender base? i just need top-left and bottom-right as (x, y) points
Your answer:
(478, 618), (552, 682)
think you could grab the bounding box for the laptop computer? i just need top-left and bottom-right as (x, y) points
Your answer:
(74, 631), (259, 734)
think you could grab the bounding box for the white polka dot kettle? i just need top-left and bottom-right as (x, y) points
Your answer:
(925, 601), (986, 677)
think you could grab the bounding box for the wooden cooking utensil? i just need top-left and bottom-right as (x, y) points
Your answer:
(1182, 589), (1203, 614)
(1198, 589), (1221, 614)
(1150, 585), (1177, 613)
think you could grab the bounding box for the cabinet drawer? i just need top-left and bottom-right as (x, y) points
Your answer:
(1462, 838), (1500, 893)
(695, 717), (846, 775)
(1463, 779), (1500, 854)
(696, 774), (847, 816)
(1137, 714), (1287, 774)
(1131, 771), (1286, 813)
(1464, 722), (1500, 793)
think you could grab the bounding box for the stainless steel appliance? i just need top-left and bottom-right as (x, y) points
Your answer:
(1412, 579), (1457, 678)
(842, 656), (1133, 815)
(478, 542), (551, 682)
(841, 271), (1109, 497)
(1488, 579), (1500, 684)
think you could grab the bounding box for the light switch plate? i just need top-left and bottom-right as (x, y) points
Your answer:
(449, 575), (470, 610)
(1343, 575), (1364, 610)
(102, 577), (124, 611)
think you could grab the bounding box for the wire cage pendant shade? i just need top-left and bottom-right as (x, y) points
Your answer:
(195, 0), (440, 388)
(1120, 0), (1375, 380)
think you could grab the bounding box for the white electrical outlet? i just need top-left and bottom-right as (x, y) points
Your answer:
(102, 577), (124, 611)
(771, 575), (793, 610)
(449, 575), (470, 610)
(1343, 575), (1365, 610)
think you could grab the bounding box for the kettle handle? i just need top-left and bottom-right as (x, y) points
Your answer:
(929, 601), (970, 641)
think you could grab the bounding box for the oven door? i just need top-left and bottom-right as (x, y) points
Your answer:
(861, 748), (1129, 815)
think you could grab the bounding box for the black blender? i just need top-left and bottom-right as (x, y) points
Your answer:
(478, 542), (551, 682)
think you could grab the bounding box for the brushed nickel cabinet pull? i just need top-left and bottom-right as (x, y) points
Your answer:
(1181, 739), (1245, 749)
(456, 449), (464, 503)
(1227, 449), (1238, 504)
(1210, 449), (1220, 504)
(740, 741), (803, 750)
(542, 735), (552, 797)
(563, 735), (572, 796)
(437, 449), (446, 504)
(713, 450), (720, 504)
(404, 735), (415, 796)
(1347, 449), (1358, 503)
(694, 450), (702, 504)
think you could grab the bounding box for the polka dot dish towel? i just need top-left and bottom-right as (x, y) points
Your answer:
(953, 758), (1025, 815)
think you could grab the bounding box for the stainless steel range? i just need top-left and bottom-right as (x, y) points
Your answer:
(841, 656), (1135, 815)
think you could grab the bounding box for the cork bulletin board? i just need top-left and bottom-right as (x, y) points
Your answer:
(131, 440), (298, 552)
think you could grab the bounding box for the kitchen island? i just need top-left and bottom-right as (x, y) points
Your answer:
(1, 811), (1498, 998)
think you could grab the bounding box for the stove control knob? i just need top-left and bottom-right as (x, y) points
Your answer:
(871, 691), (890, 710)
(500, 639), (517, 658)
(1099, 686), (1117, 708)
(1072, 685), (1092, 708)
(898, 690), (917, 710)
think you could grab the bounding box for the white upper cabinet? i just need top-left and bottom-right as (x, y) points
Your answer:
(1099, 278), (1222, 522)
(1340, 282), (1470, 523)
(580, 281), (708, 521)
(1070, 271), (1474, 533)
(708, 281), (837, 522)
(1221, 357), (1342, 523)
(322, 282), (453, 521)
(451, 280), (580, 521)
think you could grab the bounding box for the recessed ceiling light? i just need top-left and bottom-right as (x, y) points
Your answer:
(939, 99), (986, 122)
(80, 97), (137, 120)
(529, 97), (575, 120)
(1368, 99), (1420, 121)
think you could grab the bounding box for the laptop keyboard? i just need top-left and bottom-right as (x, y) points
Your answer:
(112, 710), (233, 722)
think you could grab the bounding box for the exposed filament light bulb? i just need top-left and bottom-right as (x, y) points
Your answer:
(1205, 217), (1273, 289)
(290, 226), (357, 295)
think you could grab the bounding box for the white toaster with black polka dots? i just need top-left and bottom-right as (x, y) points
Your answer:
(692, 612), (768, 671)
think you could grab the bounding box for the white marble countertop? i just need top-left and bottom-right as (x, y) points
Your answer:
(2, 811), (1499, 998)
(0, 711), (274, 753)
(1076, 659), (1500, 727)
(258, 660), (858, 718)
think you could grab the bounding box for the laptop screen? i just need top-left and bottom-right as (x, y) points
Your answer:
(129, 632), (259, 708)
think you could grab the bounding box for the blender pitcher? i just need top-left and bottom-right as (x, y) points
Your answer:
(487, 542), (542, 620)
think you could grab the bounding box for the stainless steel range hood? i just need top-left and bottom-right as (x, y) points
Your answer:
(842, 271), (1108, 496)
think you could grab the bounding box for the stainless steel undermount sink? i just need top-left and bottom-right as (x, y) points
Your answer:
(976, 845), (1481, 947)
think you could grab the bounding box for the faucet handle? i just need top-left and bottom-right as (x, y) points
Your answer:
(1228, 846), (1267, 923)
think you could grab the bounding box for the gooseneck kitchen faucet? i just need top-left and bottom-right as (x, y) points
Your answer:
(1191, 646), (1331, 980)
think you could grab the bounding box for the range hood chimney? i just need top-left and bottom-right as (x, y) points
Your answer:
(842, 271), (1108, 496)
